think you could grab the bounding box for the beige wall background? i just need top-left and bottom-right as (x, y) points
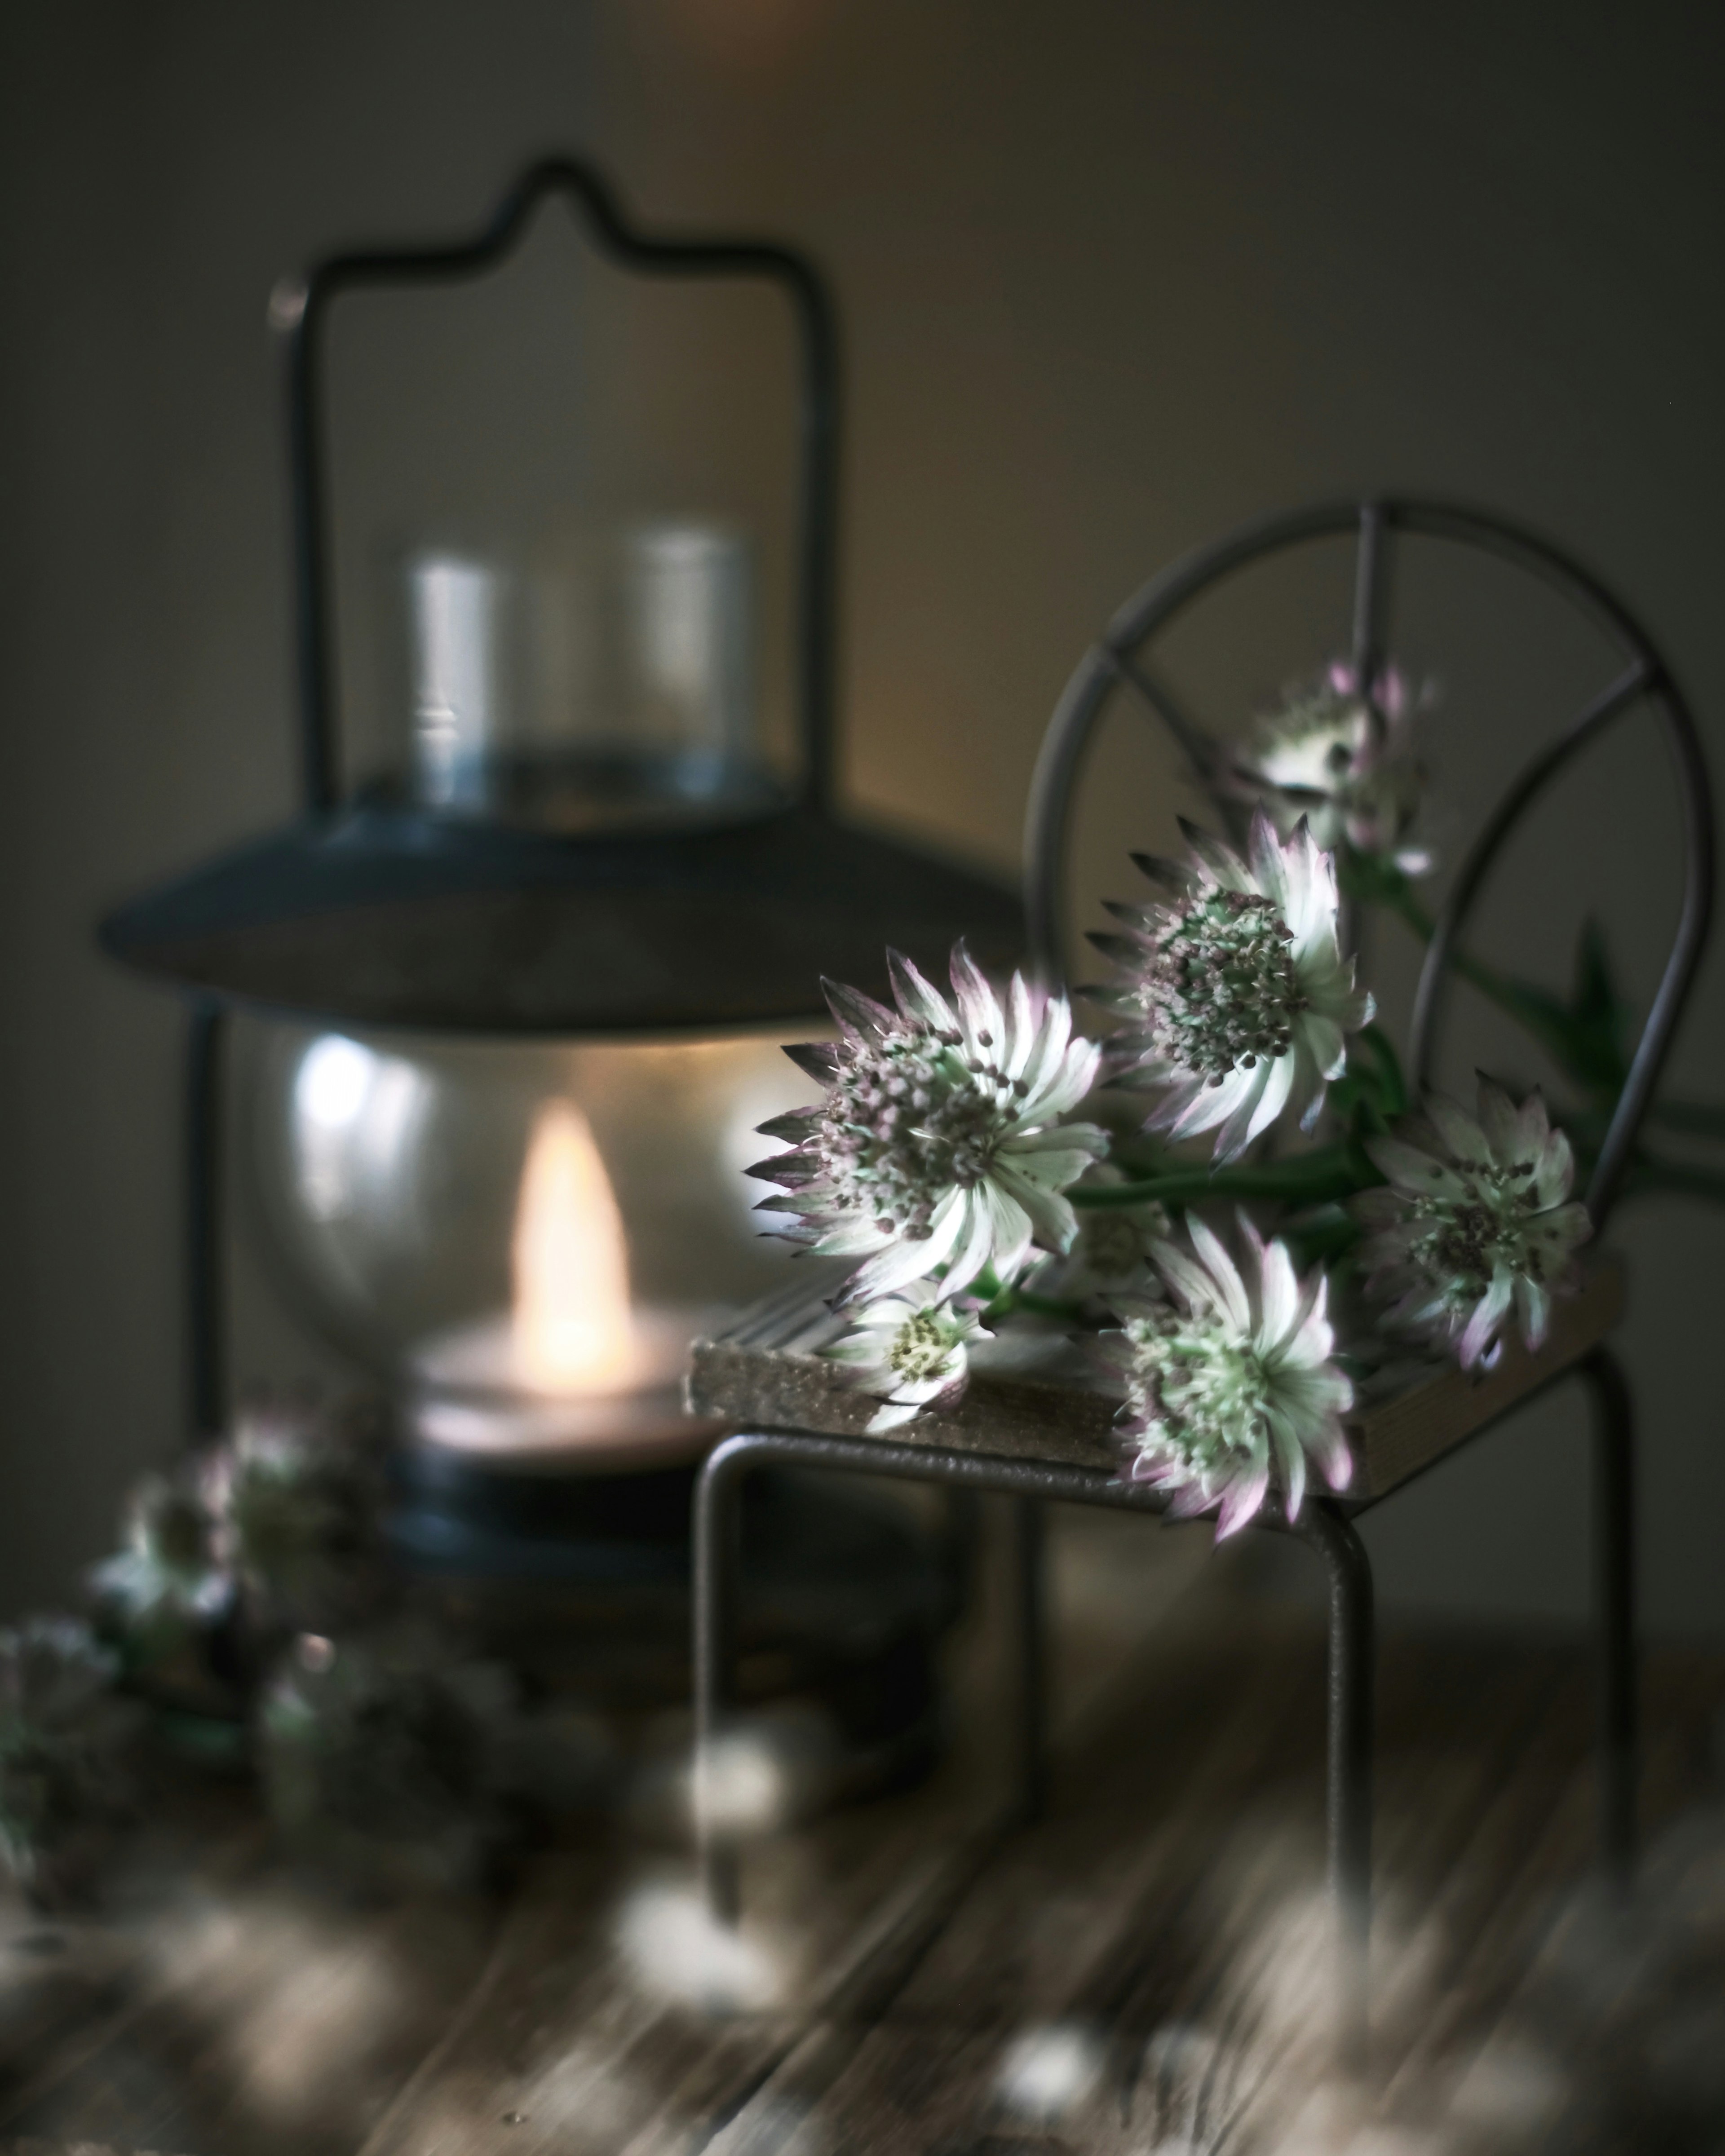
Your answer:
(2, 1), (1722, 1630)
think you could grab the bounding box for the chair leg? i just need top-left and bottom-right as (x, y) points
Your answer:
(1011, 1494), (1048, 1823)
(693, 1433), (756, 1926)
(1293, 1500), (1375, 2068)
(1583, 1347), (1637, 1890)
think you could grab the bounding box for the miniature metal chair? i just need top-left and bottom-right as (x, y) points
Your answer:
(687, 498), (1713, 2050)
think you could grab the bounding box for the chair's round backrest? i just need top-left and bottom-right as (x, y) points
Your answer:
(1023, 498), (1715, 1230)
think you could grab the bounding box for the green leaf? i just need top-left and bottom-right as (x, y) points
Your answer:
(1463, 920), (1632, 1107)
(1330, 1023), (1407, 1125)
(1563, 918), (1633, 1096)
(1337, 848), (1431, 935)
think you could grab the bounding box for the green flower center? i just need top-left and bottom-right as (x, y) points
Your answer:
(1125, 1308), (1272, 1475)
(888, 1310), (956, 1382)
(1410, 1166), (1545, 1295)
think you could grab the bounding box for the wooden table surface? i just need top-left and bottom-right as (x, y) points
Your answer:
(0, 1509), (1720, 2156)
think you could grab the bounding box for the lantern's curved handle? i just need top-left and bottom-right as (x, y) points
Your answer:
(274, 155), (840, 817)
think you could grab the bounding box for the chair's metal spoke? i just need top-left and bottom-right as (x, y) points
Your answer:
(1409, 659), (1652, 1088)
(1103, 647), (1241, 835)
(1350, 501), (1390, 732)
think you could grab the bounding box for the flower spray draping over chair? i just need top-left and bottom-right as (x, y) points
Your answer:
(685, 498), (1714, 2056)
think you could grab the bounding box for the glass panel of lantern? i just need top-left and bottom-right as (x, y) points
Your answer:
(243, 1021), (814, 1472)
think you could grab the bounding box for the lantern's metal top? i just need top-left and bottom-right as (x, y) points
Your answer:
(102, 800), (1022, 1034)
(101, 158), (1023, 1031)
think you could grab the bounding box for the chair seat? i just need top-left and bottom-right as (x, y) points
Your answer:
(686, 1255), (1625, 1512)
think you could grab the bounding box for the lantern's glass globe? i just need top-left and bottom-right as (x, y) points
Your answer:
(242, 1023), (816, 1385)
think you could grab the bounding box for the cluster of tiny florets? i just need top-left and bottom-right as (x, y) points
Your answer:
(887, 1308), (959, 1382)
(1125, 889), (1305, 1085)
(1120, 1304), (1271, 1479)
(817, 1028), (1023, 1235)
(1401, 1155), (1566, 1308)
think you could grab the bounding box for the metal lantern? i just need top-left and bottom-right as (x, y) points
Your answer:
(101, 162), (1018, 1711)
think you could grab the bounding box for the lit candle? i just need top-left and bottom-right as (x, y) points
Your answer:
(407, 1099), (721, 1464)
(511, 1100), (641, 1394)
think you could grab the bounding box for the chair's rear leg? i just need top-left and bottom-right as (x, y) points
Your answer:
(1011, 1493), (1048, 1823)
(1583, 1347), (1637, 1889)
(1294, 1500), (1375, 2070)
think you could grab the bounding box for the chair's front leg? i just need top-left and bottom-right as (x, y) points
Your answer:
(1292, 1500), (1375, 2067)
(693, 1431), (762, 1926)
(1011, 1494), (1048, 1824)
(1582, 1346), (1637, 1888)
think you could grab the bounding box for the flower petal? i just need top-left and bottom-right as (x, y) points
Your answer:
(1366, 1135), (1468, 1202)
(1186, 1215), (1251, 1333)
(1458, 1271), (1514, 1370)
(887, 949), (956, 1035)
(1255, 1234), (1301, 1350)
(1426, 1093), (1490, 1167)
(948, 941), (1002, 1048)
(835, 1192), (965, 1307)
(1267, 1404), (1307, 1522)
(993, 1160), (1079, 1253)
(822, 977), (898, 1043)
(1215, 1459), (1270, 1539)
(1212, 1060), (1273, 1166)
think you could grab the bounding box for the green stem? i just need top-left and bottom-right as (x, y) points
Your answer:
(1070, 1140), (1380, 1211)
(981, 1286), (1090, 1325)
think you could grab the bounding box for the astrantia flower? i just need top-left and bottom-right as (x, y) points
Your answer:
(1355, 1078), (1592, 1371)
(823, 1284), (993, 1432)
(1023, 1164), (1170, 1303)
(1232, 659), (1433, 871)
(1105, 1215), (1353, 1537)
(203, 1399), (380, 1626)
(1094, 810), (1374, 1163)
(752, 945), (1107, 1308)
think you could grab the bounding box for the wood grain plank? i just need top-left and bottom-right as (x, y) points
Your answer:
(0, 1881), (497, 2156)
(5, 1513), (1719, 2156)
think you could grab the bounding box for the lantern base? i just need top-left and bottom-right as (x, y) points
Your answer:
(384, 1442), (970, 1794)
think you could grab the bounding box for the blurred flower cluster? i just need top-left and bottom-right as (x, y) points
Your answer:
(752, 646), (1719, 1542)
(0, 1393), (608, 1902)
(0, 1617), (142, 1902)
(1229, 658), (1436, 873)
(91, 1394), (386, 1677)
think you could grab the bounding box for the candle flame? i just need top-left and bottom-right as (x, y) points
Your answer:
(511, 1100), (639, 1393)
